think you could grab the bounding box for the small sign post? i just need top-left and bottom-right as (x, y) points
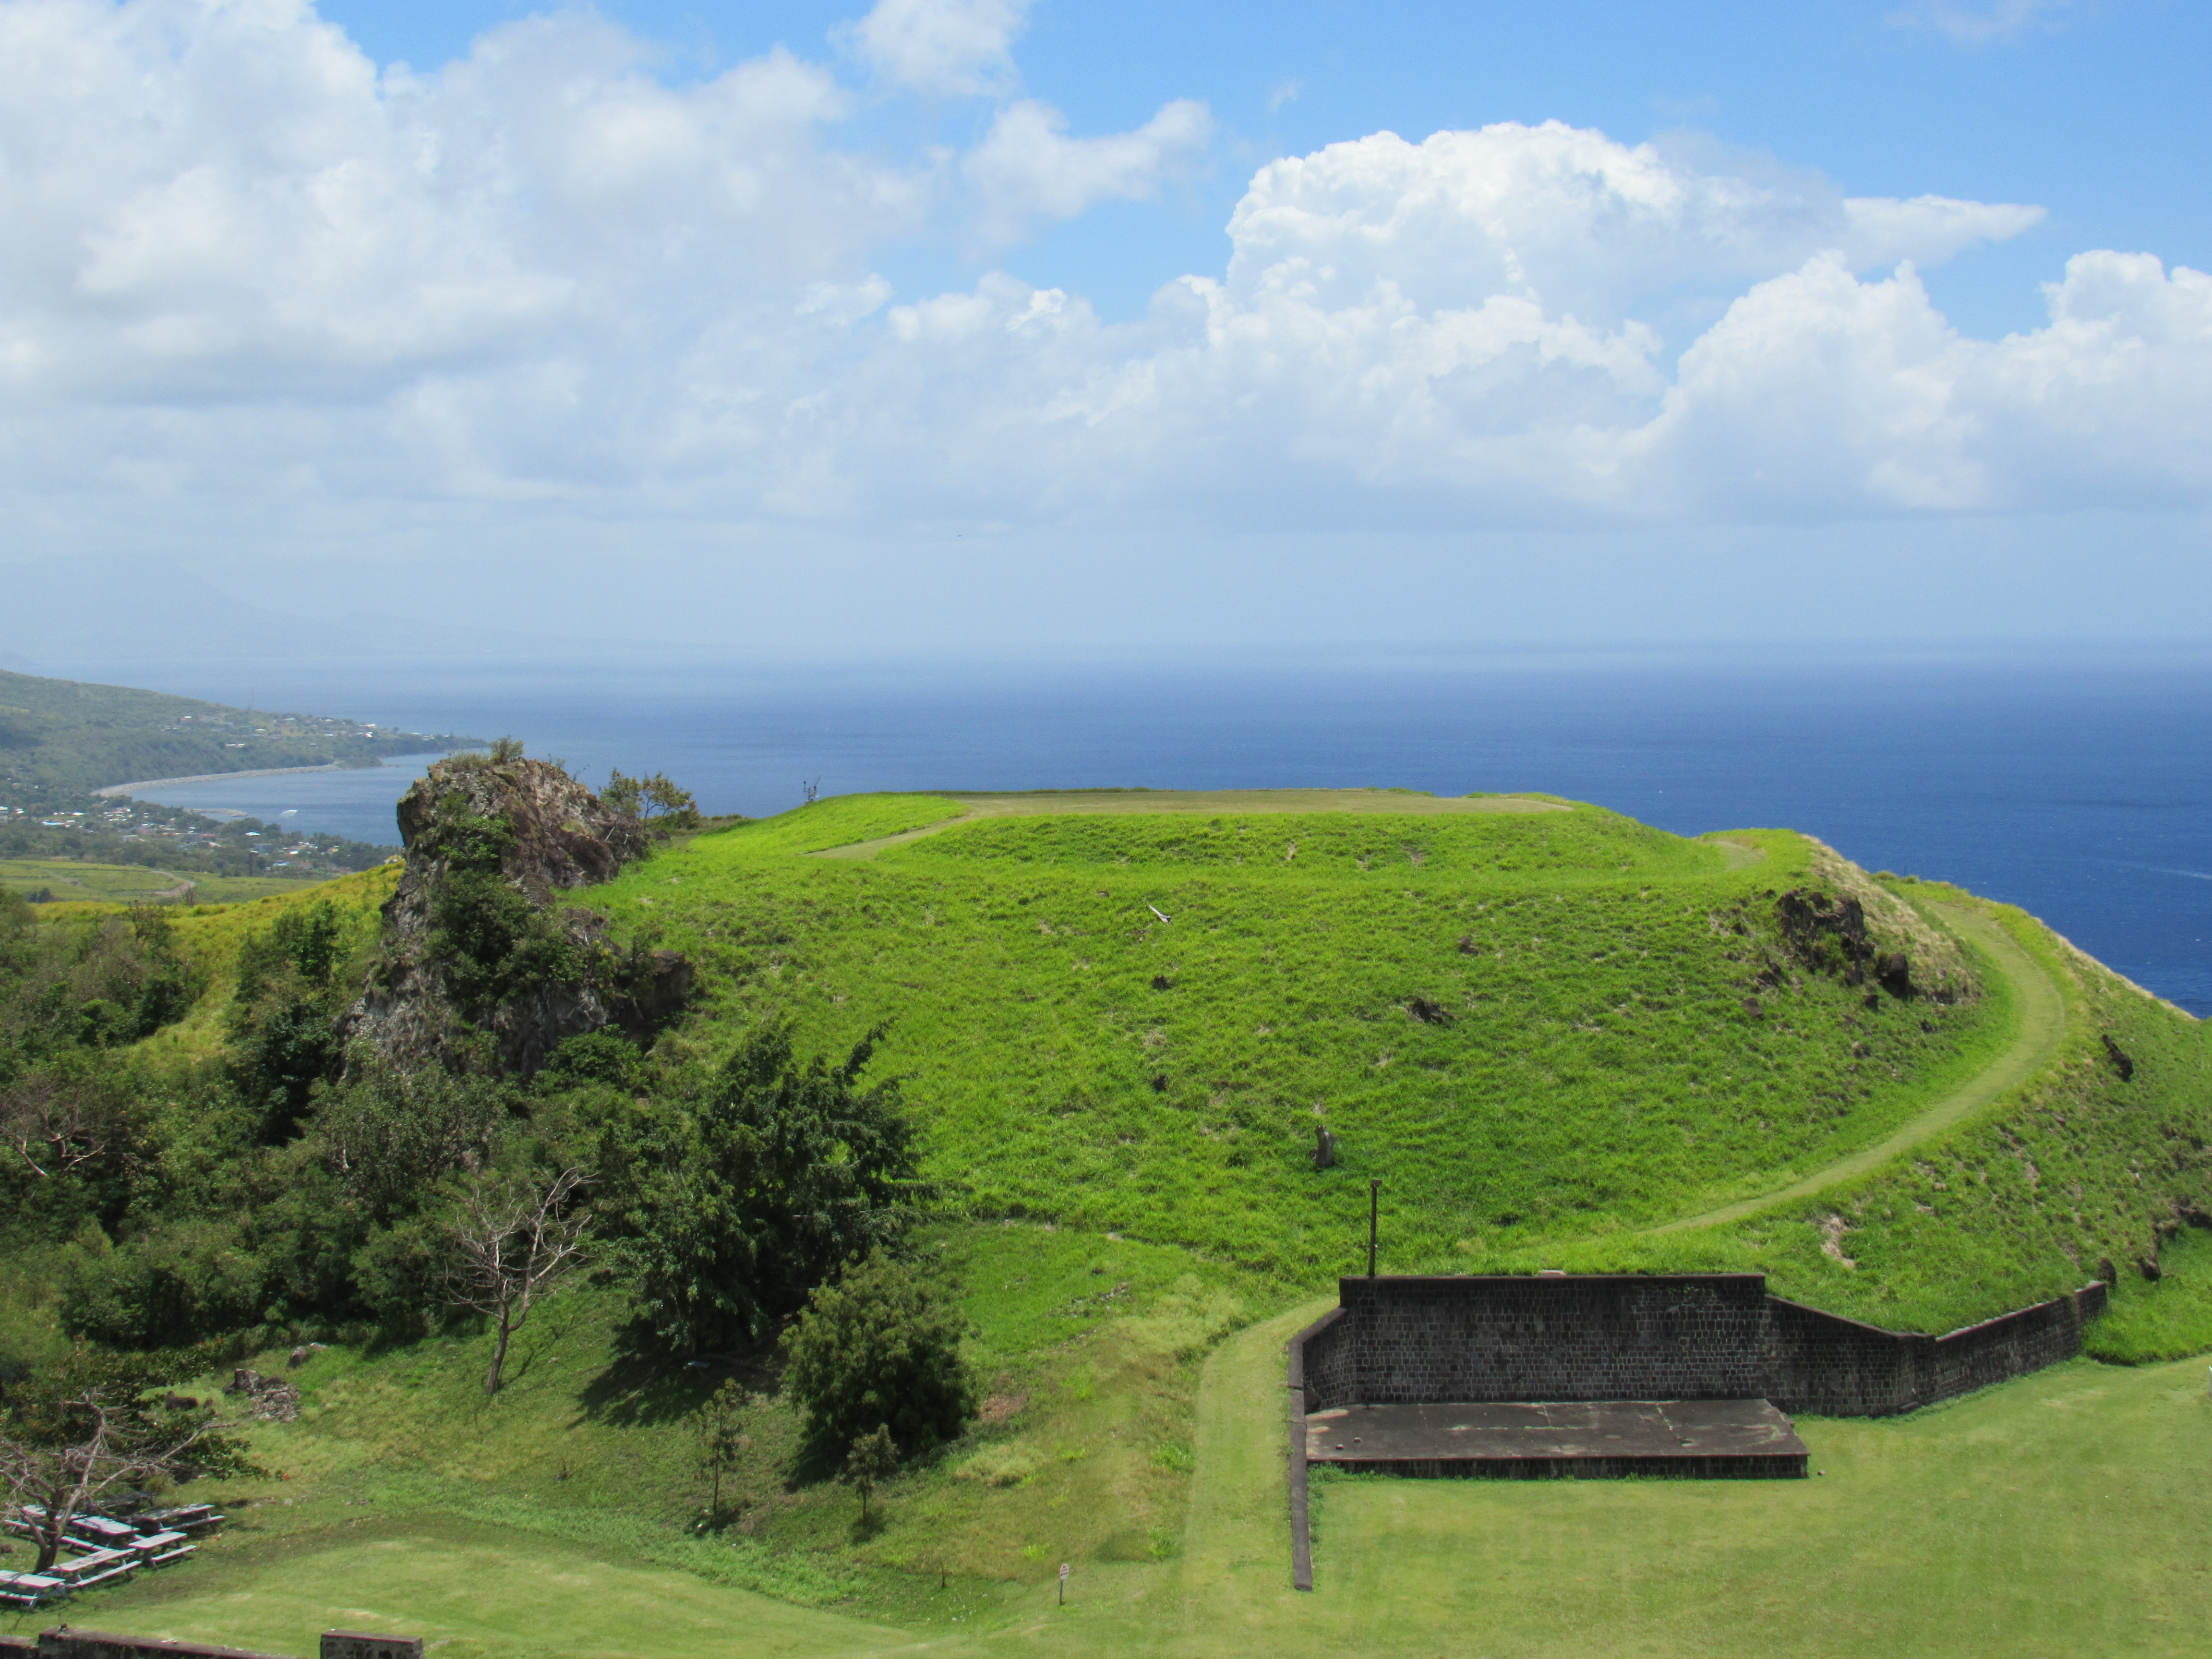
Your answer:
(1058, 1562), (1070, 1606)
(1368, 1178), (1381, 1277)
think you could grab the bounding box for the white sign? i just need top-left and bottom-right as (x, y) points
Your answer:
(1059, 1563), (1070, 1581)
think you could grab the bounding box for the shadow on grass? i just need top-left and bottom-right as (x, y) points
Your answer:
(576, 1321), (784, 1429)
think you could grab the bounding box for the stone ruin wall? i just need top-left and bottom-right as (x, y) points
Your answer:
(0, 1632), (423, 1659)
(1296, 1274), (2108, 1419)
(1762, 1283), (2106, 1415)
(1300, 1274), (1772, 1410)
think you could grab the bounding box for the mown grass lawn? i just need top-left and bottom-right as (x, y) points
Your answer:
(39, 1311), (2212, 1659)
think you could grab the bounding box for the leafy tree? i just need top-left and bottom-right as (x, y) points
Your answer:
(228, 901), (355, 1141)
(603, 769), (701, 833)
(0, 1346), (256, 1572)
(693, 1379), (748, 1523)
(55, 1218), (267, 1350)
(233, 902), (346, 998)
(781, 1252), (976, 1458)
(595, 1023), (924, 1355)
(844, 1424), (897, 1526)
(311, 1057), (505, 1223)
(424, 871), (584, 1021)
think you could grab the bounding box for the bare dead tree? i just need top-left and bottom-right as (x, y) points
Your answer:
(447, 1166), (590, 1396)
(0, 1392), (234, 1572)
(1, 1077), (116, 1180)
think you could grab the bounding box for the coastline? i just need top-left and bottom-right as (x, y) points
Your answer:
(94, 761), (361, 796)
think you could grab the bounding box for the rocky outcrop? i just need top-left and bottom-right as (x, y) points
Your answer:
(229, 1368), (301, 1421)
(338, 753), (691, 1076)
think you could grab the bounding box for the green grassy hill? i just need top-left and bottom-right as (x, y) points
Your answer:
(20, 786), (2212, 1658)
(587, 791), (2069, 1320)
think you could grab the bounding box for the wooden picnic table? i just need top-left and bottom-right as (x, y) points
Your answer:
(47, 1547), (138, 1588)
(127, 1529), (196, 1565)
(0, 1569), (69, 1607)
(138, 1503), (223, 1536)
(69, 1514), (141, 1547)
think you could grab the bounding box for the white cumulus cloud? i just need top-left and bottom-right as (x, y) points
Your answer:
(842, 0), (1033, 94)
(0, 5), (2204, 550)
(965, 97), (1212, 239)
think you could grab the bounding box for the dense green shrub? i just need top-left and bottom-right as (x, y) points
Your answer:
(425, 870), (585, 1019)
(0, 901), (203, 1063)
(309, 1058), (507, 1222)
(781, 1251), (976, 1456)
(228, 901), (361, 1142)
(594, 1022), (925, 1354)
(57, 1218), (268, 1348)
(537, 1029), (645, 1093)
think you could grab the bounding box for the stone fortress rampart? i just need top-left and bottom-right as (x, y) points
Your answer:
(1283, 1272), (2108, 1589)
(1293, 1272), (2106, 1419)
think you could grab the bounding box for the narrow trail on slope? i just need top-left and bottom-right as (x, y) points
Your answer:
(1647, 901), (2068, 1235)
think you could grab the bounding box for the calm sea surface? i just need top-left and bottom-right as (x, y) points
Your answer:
(124, 654), (2212, 1015)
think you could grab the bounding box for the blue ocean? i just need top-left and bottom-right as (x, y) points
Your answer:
(126, 652), (2212, 1016)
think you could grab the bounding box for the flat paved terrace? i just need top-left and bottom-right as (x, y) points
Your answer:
(1305, 1399), (1809, 1479)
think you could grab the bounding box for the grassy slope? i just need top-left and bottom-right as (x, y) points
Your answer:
(609, 794), (2015, 1297)
(1711, 886), (2212, 1330)
(49, 1303), (2212, 1659)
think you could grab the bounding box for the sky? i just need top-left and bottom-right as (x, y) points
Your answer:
(1, 0), (2209, 662)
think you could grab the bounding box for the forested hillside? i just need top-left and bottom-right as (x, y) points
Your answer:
(0, 668), (478, 801)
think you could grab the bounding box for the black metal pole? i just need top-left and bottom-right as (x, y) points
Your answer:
(1368, 1178), (1380, 1277)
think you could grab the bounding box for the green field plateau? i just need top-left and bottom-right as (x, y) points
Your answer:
(0, 856), (336, 907)
(12, 787), (2212, 1658)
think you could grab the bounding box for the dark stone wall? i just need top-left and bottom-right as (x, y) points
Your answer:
(23, 1630), (426, 1659)
(320, 1639), (424, 1659)
(34, 1634), (290, 1659)
(1294, 1274), (2107, 1419)
(1764, 1283), (2107, 1416)
(1301, 1275), (1772, 1410)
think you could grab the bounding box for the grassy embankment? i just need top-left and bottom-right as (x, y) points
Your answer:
(16, 789), (2212, 1656)
(613, 792), (2020, 1304)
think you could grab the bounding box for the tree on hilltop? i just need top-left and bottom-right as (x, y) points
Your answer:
(603, 769), (701, 833)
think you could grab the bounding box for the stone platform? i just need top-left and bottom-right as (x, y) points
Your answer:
(1304, 1398), (1809, 1479)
